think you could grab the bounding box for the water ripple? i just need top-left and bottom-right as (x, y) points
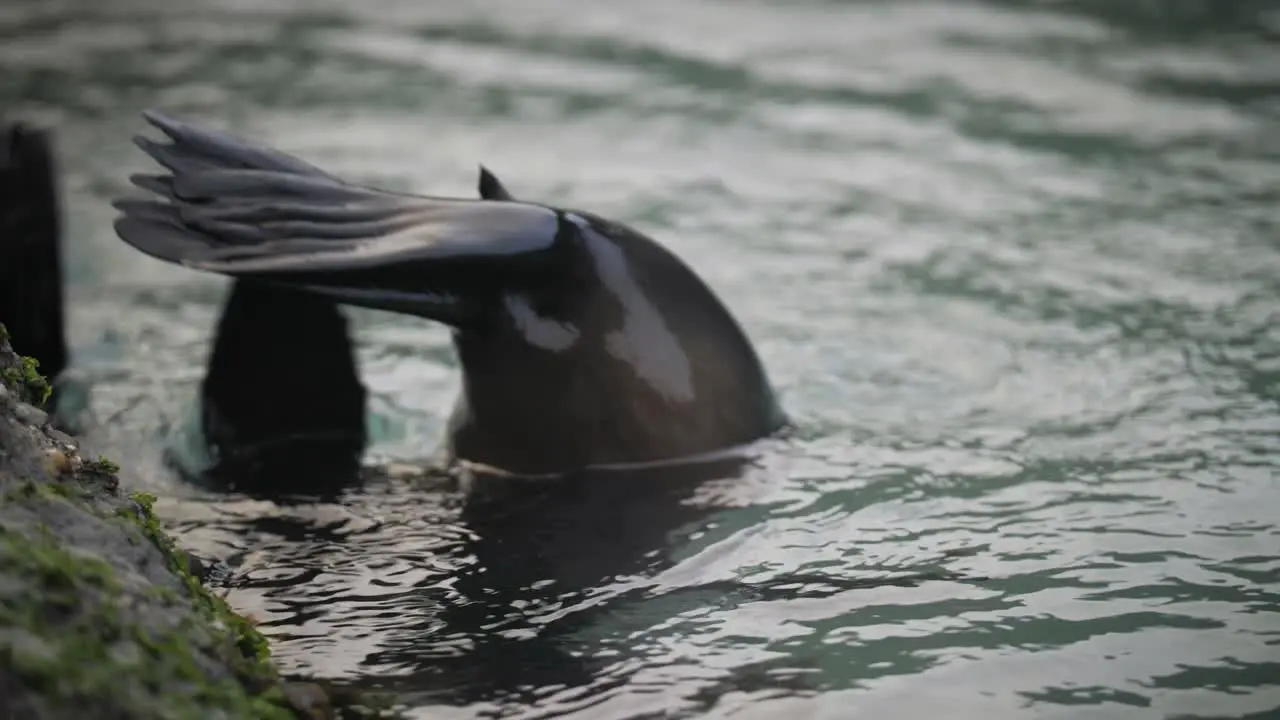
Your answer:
(3, 0), (1278, 717)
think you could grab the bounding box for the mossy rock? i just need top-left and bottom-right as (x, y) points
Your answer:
(0, 323), (403, 719)
(0, 520), (290, 720)
(0, 324), (51, 407)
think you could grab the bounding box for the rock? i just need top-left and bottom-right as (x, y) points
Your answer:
(0, 328), (276, 719)
(11, 401), (46, 427)
(282, 683), (333, 720)
(44, 427), (77, 451)
(0, 327), (405, 719)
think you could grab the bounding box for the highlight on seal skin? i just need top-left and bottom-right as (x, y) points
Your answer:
(112, 110), (788, 476)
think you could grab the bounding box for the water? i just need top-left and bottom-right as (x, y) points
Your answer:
(3, 0), (1280, 717)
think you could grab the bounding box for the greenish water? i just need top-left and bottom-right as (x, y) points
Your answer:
(4, 0), (1280, 717)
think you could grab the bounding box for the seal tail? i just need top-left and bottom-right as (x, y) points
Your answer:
(112, 111), (563, 321)
(0, 121), (68, 399)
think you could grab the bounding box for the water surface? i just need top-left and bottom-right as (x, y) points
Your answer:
(2, 0), (1279, 717)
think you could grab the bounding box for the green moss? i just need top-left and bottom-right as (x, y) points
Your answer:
(1, 354), (53, 406)
(89, 457), (123, 475)
(0, 325), (402, 718)
(0, 322), (53, 406)
(123, 491), (277, 679)
(3, 478), (43, 502)
(3, 477), (89, 504)
(47, 479), (94, 501)
(118, 496), (406, 719)
(117, 490), (305, 717)
(0, 525), (294, 719)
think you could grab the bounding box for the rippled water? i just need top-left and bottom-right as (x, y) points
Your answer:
(4, 0), (1280, 717)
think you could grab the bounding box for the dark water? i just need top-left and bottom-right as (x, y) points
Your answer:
(3, 0), (1280, 717)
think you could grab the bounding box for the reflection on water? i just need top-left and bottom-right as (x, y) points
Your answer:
(3, 0), (1279, 717)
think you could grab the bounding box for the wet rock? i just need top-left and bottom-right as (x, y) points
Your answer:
(45, 427), (77, 451)
(0, 327), (406, 719)
(11, 401), (47, 427)
(0, 331), (264, 718)
(283, 683), (334, 720)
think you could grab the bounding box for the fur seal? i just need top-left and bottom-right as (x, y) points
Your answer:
(112, 110), (786, 476)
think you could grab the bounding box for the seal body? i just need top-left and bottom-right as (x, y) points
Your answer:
(112, 111), (786, 476)
(445, 195), (783, 473)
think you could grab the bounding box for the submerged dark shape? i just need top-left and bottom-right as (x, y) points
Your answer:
(113, 110), (787, 476)
(0, 122), (67, 396)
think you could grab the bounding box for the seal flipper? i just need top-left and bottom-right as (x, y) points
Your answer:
(114, 111), (564, 324)
(194, 279), (368, 496)
(135, 109), (338, 180)
(121, 116), (371, 494)
(477, 165), (516, 201)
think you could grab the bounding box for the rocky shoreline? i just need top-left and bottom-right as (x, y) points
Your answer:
(0, 325), (400, 720)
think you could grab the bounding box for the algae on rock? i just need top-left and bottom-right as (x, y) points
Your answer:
(0, 325), (399, 720)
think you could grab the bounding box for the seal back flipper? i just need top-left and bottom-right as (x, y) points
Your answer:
(0, 122), (68, 403)
(136, 109), (339, 180)
(114, 111), (564, 321)
(129, 116), (368, 493)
